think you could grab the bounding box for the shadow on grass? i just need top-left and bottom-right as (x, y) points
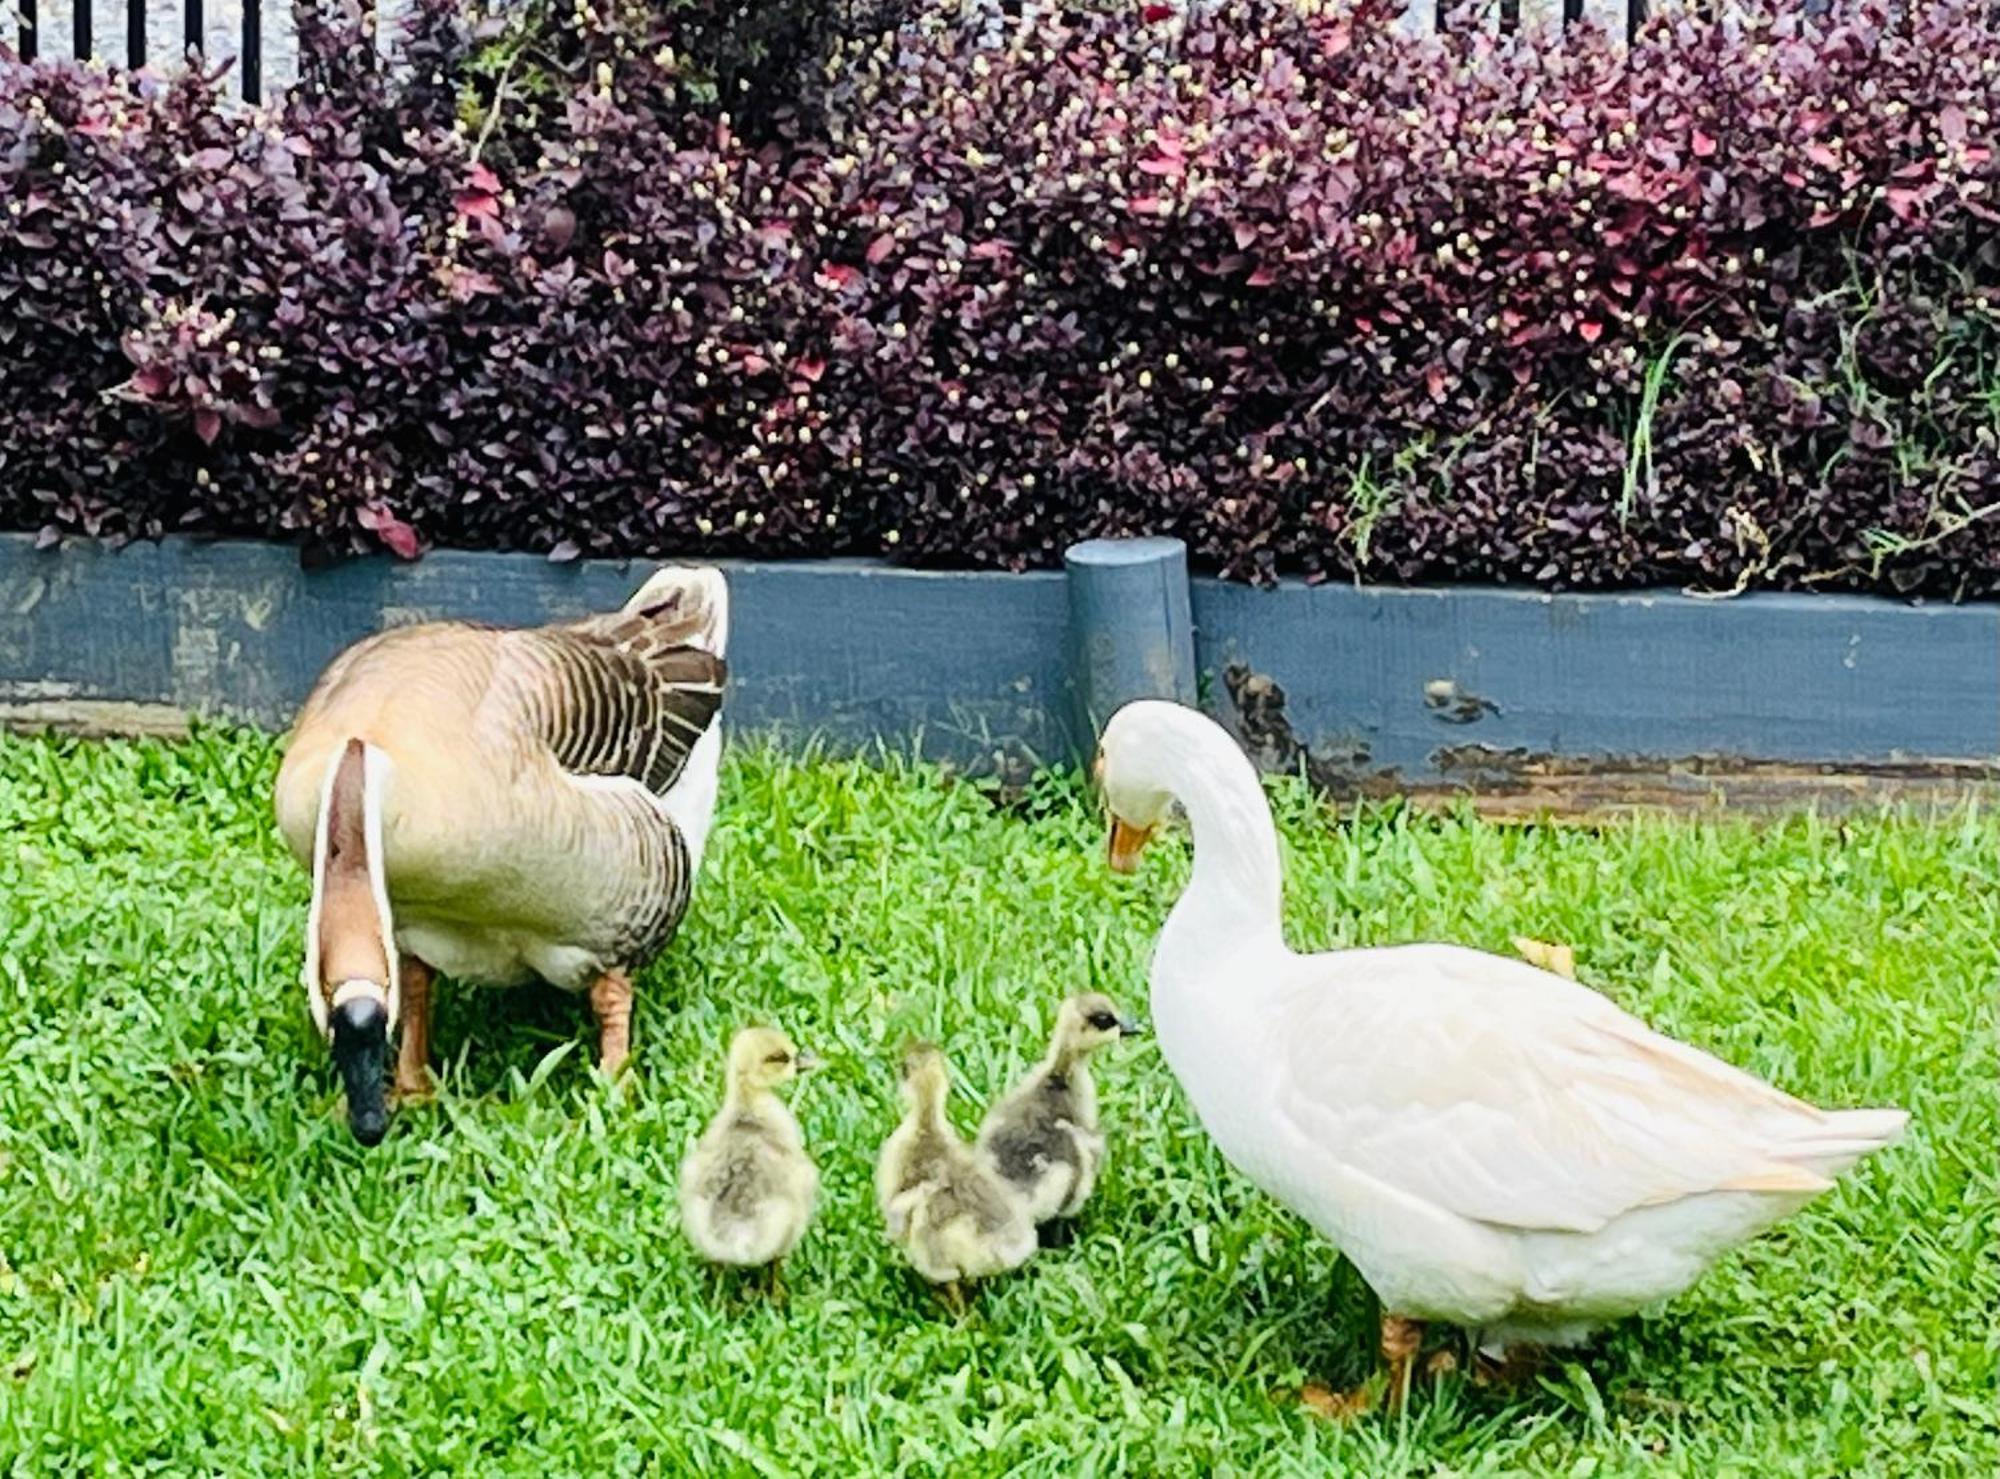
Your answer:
(427, 978), (600, 1099)
(413, 946), (710, 1102)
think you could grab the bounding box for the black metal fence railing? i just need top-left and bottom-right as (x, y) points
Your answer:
(9, 0), (295, 104)
(5, 3), (1856, 109)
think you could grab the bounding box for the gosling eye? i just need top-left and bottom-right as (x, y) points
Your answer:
(765, 1051), (791, 1066)
(1087, 1011), (1119, 1031)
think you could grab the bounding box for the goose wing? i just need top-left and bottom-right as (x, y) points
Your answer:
(504, 570), (728, 796)
(1275, 944), (1895, 1235)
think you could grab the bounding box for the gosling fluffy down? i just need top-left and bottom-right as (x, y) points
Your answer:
(876, 1042), (1037, 1287)
(976, 993), (1140, 1225)
(679, 1027), (820, 1269)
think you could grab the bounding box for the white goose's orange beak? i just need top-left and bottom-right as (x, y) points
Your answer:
(1106, 817), (1155, 875)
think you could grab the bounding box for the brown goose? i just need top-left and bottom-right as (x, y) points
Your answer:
(272, 566), (729, 1144)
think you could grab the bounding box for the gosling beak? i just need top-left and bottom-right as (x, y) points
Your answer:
(1106, 816), (1155, 874)
(795, 1050), (822, 1073)
(1117, 1015), (1147, 1037)
(329, 993), (389, 1147)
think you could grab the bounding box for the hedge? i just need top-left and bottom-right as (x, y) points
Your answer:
(2, 0), (1997, 595)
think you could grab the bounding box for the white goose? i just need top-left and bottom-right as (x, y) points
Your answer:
(1095, 699), (1906, 1397)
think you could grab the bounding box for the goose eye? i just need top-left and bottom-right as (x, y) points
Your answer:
(1088, 1011), (1118, 1030)
(765, 1051), (790, 1065)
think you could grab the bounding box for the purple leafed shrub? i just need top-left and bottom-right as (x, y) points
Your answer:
(1, 0), (1998, 594)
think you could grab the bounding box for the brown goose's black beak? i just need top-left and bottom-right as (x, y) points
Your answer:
(331, 996), (389, 1146)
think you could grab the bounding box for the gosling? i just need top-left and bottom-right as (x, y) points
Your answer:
(679, 1026), (820, 1294)
(975, 992), (1140, 1236)
(876, 1041), (1037, 1312)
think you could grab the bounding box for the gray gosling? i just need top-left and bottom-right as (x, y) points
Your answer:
(976, 992), (1141, 1234)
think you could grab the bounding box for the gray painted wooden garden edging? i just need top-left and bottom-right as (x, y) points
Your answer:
(2, 531), (1995, 813)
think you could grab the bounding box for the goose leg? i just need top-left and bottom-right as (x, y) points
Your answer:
(589, 969), (635, 1076)
(393, 955), (435, 1102)
(1474, 1343), (1546, 1389)
(1382, 1315), (1424, 1416)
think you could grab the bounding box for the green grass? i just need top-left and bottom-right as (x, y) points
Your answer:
(0, 729), (1994, 1476)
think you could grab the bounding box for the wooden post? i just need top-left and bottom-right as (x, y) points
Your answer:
(1064, 536), (1197, 758)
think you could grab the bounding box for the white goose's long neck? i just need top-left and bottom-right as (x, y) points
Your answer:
(1146, 718), (1288, 977)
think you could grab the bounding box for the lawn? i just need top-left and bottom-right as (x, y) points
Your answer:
(0, 729), (1994, 1475)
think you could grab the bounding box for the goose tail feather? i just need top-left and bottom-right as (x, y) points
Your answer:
(624, 565), (729, 658)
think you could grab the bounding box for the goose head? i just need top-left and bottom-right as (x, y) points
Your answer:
(1054, 992), (1145, 1057)
(1091, 701), (1286, 946)
(304, 738), (400, 1146)
(898, 1040), (952, 1116)
(326, 982), (390, 1147)
(727, 1026), (816, 1097)
(1093, 702), (1183, 873)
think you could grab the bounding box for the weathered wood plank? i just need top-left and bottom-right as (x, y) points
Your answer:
(3, 535), (1996, 814)
(0, 537), (1073, 777)
(1400, 756), (2000, 821)
(1192, 580), (2000, 795)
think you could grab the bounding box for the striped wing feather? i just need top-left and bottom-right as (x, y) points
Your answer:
(515, 613), (726, 795)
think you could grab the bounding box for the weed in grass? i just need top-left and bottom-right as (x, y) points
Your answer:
(0, 729), (1993, 1473)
